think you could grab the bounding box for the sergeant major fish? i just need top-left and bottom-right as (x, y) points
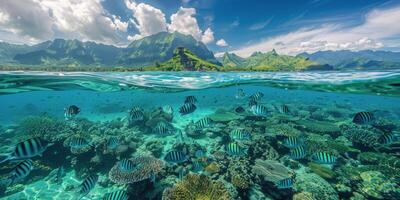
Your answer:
(77, 174), (98, 200)
(118, 159), (136, 172)
(311, 152), (337, 164)
(230, 128), (252, 141)
(8, 159), (34, 185)
(276, 177), (293, 189)
(0, 137), (53, 164)
(179, 103), (197, 115)
(164, 151), (188, 163)
(250, 105), (268, 116)
(225, 142), (247, 156)
(353, 111), (374, 125)
(184, 96), (197, 104)
(103, 190), (129, 200)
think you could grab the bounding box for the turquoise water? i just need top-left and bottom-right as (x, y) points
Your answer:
(0, 71), (399, 199)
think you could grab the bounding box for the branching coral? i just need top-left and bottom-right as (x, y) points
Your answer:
(161, 174), (231, 200)
(342, 124), (380, 148)
(231, 173), (250, 189)
(18, 116), (68, 141)
(109, 155), (164, 184)
(252, 159), (290, 183)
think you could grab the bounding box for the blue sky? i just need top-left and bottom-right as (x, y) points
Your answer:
(0, 0), (399, 56)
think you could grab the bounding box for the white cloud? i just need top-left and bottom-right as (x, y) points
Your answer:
(249, 19), (271, 31)
(216, 39), (228, 47)
(168, 7), (203, 40)
(233, 6), (400, 57)
(201, 28), (214, 44)
(124, 0), (167, 40)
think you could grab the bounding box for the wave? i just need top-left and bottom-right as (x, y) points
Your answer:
(0, 70), (399, 96)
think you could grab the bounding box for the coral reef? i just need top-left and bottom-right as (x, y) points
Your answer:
(252, 159), (291, 183)
(294, 172), (339, 200)
(342, 124), (380, 148)
(359, 171), (400, 199)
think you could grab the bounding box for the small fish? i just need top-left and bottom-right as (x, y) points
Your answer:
(353, 111), (374, 124)
(289, 146), (306, 159)
(164, 151), (188, 163)
(225, 142), (247, 156)
(129, 106), (144, 122)
(194, 117), (213, 129)
(103, 190), (129, 200)
(248, 99), (258, 107)
(178, 167), (188, 180)
(153, 122), (173, 135)
(118, 159), (136, 172)
(64, 105), (80, 119)
(191, 160), (203, 172)
(9, 159), (34, 184)
(311, 152), (337, 164)
(230, 128), (251, 141)
(184, 96), (197, 104)
(249, 92), (264, 102)
(55, 166), (65, 185)
(69, 137), (92, 153)
(78, 175), (98, 200)
(282, 137), (303, 148)
(235, 89), (246, 99)
(276, 177), (293, 189)
(0, 137), (52, 163)
(235, 106), (245, 113)
(250, 105), (268, 116)
(179, 103), (197, 115)
(162, 105), (173, 115)
(378, 132), (400, 145)
(106, 137), (119, 151)
(278, 104), (290, 114)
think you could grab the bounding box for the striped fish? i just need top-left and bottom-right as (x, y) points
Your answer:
(164, 151), (188, 163)
(179, 103), (197, 115)
(195, 150), (205, 158)
(10, 159), (33, 184)
(250, 105), (268, 116)
(69, 137), (91, 151)
(106, 137), (119, 150)
(0, 137), (52, 163)
(225, 142), (247, 156)
(311, 152), (337, 164)
(129, 107), (144, 122)
(279, 104), (290, 114)
(282, 137), (303, 148)
(118, 159), (136, 172)
(153, 122), (173, 135)
(289, 146), (306, 159)
(276, 178), (293, 189)
(249, 92), (264, 102)
(378, 133), (400, 145)
(184, 96), (197, 104)
(194, 117), (213, 129)
(78, 175), (98, 199)
(248, 99), (258, 107)
(178, 167), (188, 180)
(353, 111), (374, 124)
(230, 128), (251, 141)
(191, 160), (203, 172)
(64, 105), (80, 119)
(103, 190), (129, 200)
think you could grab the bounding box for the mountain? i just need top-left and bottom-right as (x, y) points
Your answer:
(0, 41), (51, 64)
(221, 49), (331, 71)
(146, 47), (220, 71)
(298, 50), (400, 69)
(119, 32), (220, 67)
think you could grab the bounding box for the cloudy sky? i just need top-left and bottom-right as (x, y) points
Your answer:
(0, 0), (399, 57)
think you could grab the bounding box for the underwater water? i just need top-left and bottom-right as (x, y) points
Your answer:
(0, 70), (399, 200)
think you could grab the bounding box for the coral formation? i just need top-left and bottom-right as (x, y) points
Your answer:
(359, 171), (400, 199)
(294, 172), (339, 200)
(252, 159), (291, 183)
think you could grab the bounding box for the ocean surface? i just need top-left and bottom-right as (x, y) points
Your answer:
(0, 70), (399, 200)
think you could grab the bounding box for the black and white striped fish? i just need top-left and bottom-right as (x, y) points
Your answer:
(153, 122), (173, 135)
(0, 137), (52, 163)
(250, 105), (268, 116)
(191, 159), (203, 172)
(118, 159), (136, 172)
(353, 111), (374, 124)
(179, 103), (197, 115)
(106, 137), (119, 150)
(184, 96), (197, 104)
(194, 117), (213, 129)
(249, 92), (264, 102)
(230, 128), (251, 141)
(248, 99), (258, 107)
(64, 105), (80, 119)
(9, 159), (33, 184)
(103, 190), (129, 200)
(225, 142), (247, 156)
(282, 136), (303, 148)
(129, 106), (144, 122)
(164, 151), (188, 163)
(289, 146), (306, 159)
(378, 132), (400, 145)
(311, 152), (337, 164)
(78, 175), (98, 199)
(278, 104), (290, 114)
(276, 177), (293, 189)
(69, 137), (92, 153)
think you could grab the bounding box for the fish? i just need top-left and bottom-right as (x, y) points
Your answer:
(282, 137), (303, 148)
(353, 111), (374, 124)
(250, 105), (268, 116)
(129, 106), (144, 122)
(164, 151), (188, 163)
(69, 137), (92, 153)
(103, 190), (129, 200)
(378, 132), (400, 145)
(235, 106), (245, 113)
(276, 177), (293, 189)
(195, 149), (206, 158)
(0, 137), (52, 163)
(184, 96), (197, 104)
(118, 159), (136, 172)
(230, 128), (251, 141)
(178, 167), (188, 180)
(311, 152), (337, 164)
(9, 159), (34, 184)
(191, 160), (203, 172)
(106, 137), (119, 151)
(162, 105), (173, 115)
(225, 142), (247, 156)
(278, 104), (290, 114)
(153, 122), (173, 135)
(289, 146), (306, 159)
(194, 117), (213, 129)
(248, 99), (258, 107)
(78, 174), (98, 200)
(64, 105), (80, 119)
(249, 92), (264, 102)
(179, 103), (197, 115)
(235, 89), (246, 99)
(54, 166), (65, 185)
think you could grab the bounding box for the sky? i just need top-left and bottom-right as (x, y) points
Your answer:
(0, 0), (399, 57)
